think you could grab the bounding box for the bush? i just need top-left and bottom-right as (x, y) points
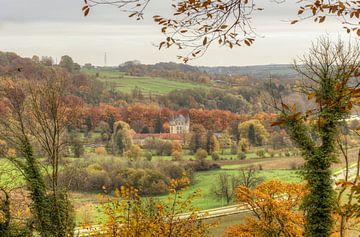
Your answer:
(171, 151), (183, 161)
(237, 152), (246, 160)
(284, 152), (291, 157)
(125, 144), (142, 161)
(95, 146), (107, 155)
(143, 138), (172, 156)
(85, 166), (111, 191)
(71, 139), (84, 158)
(171, 141), (182, 153)
(211, 152), (220, 161)
(186, 160), (220, 171)
(230, 142), (238, 155)
(268, 150), (276, 158)
(160, 164), (185, 180)
(144, 151), (152, 161)
(58, 157), (194, 195)
(256, 150), (266, 158)
(195, 148), (208, 161)
(139, 169), (169, 196)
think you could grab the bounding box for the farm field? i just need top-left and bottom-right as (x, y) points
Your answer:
(81, 68), (211, 95)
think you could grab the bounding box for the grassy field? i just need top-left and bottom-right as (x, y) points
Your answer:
(73, 168), (302, 224)
(81, 68), (211, 95)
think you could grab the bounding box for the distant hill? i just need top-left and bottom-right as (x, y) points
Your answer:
(199, 64), (298, 79)
(117, 61), (298, 79)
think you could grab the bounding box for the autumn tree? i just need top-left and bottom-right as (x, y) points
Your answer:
(206, 132), (220, 154)
(272, 37), (360, 236)
(111, 121), (133, 155)
(59, 55), (80, 73)
(219, 131), (232, 155)
(238, 166), (264, 189)
(0, 75), (77, 236)
(27, 73), (81, 236)
(189, 124), (207, 153)
(238, 119), (269, 147)
(91, 176), (215, 236)
(223, 180), (307, 237)
(332, 125), (360, 237)
(212, 173), (240, 205)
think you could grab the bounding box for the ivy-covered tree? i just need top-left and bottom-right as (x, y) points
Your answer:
(272, 37), (360, 237)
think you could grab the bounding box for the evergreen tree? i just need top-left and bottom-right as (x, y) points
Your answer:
(107, 114), (116, 133)
(85, 116), (93, 133)
(247, 124), (257, 146)
(154, 117), (163, 133)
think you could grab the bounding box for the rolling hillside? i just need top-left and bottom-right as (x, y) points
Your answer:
(81, 68), (212, 96)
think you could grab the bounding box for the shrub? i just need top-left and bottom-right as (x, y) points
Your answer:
(161, 164), (185, 180)
(139, 169), (169, 196)
(237, 152), (246, 160)
(171, 141), (182, 153)
(144, 151), (152, 161)
(71, 139), (84, 158)
(95, 146), (107, 156)
(256, 150), (266, 158)
(268, 149), (276, 158)
(143, 138), (172, 156)
(230, 142), (238, 155)
(239, 138), (249, 152)
(171, 151), (183, 161)
(186, 160), (220, 171)
(125, 144), (142, 161)
(195, 148), (208, 161)
(85, 167), (111, 191)
(211, 152), (220, 161)
(284, 152), (291, 157)
(58, 157), (194, 195)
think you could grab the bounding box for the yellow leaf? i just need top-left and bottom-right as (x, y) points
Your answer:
(308, 92), (316, 100)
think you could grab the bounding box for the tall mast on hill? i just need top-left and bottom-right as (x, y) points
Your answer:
(104, 52), (107, 67)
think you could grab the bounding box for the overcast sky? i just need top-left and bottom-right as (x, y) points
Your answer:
(0, 0), (354, 66)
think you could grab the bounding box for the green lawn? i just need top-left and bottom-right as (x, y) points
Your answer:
(156, 169), (302, 210)
(81, 68), (211, 95)
(73, 169), (302, 224)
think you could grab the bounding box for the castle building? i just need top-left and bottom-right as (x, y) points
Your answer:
(169, 115), (190, 134)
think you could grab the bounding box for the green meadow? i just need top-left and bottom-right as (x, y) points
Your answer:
(81, 68), (211, 95)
